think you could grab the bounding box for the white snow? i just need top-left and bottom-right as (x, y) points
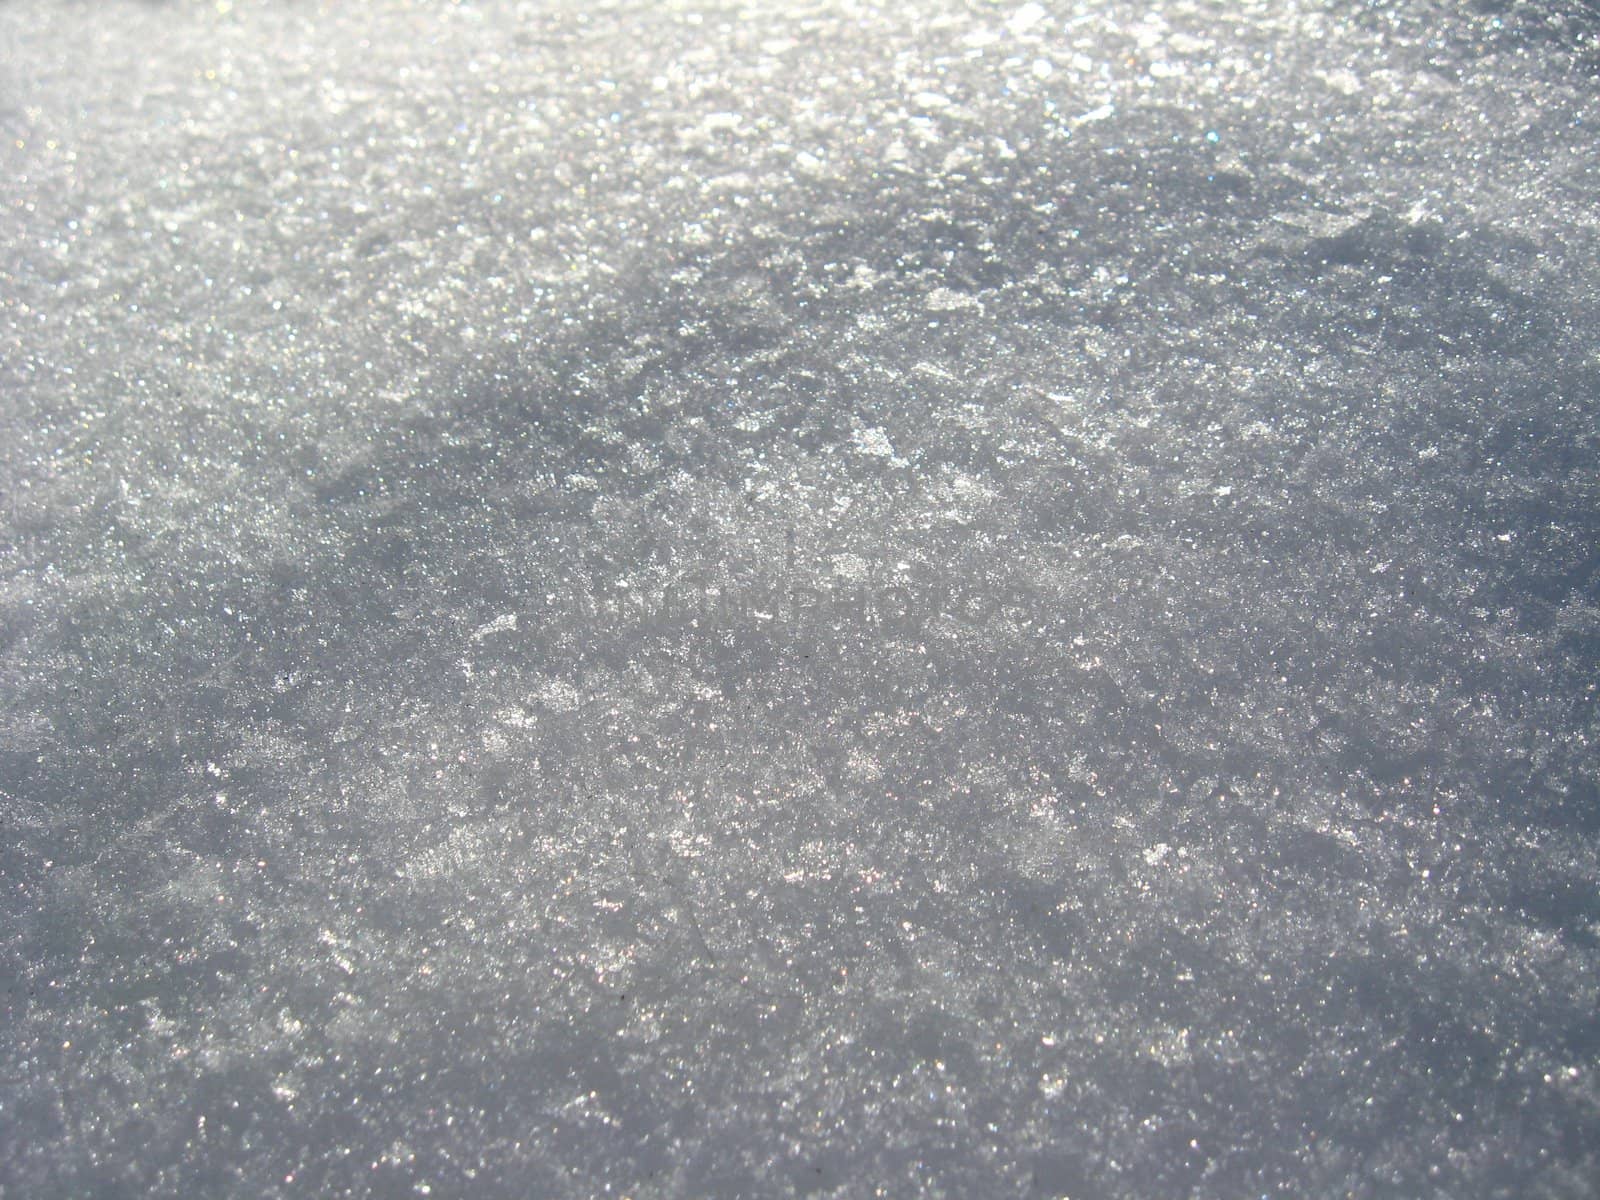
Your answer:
(2, 0), (1597, 1196)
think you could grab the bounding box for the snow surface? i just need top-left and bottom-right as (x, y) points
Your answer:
(2, 1), (1599, 1196)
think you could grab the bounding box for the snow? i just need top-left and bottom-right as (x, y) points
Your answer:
(2, 0), (1599, 1197)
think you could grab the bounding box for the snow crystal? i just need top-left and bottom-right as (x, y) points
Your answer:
(470, 612), (517, 642)
(850, 426), (897, 458)
(1006, 3), (1049, 37)
(924, 286), (984, 314)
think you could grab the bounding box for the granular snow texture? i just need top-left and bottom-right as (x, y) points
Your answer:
(2, 2), (1598, 1197)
